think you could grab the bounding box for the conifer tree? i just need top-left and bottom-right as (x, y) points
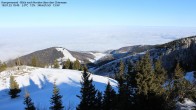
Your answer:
(24, 91), (36, 110)
(50, 82), (64, 110)
(94, 91), (103, 110)
(127, 63), (137, 92)
(69, 62), (73, 69)
(73, 59), (80, 70)
(65, 59), (71, 69)
(169, 64), (196, 107)
(53, 59), (60, 68)
(135, 53), (157, 95)
(31, 56), (37, 67)
(102, 81), (117, 110)
(115, 60), (125, 81)
(115, 61), (125, 92)
(77, 67), (97, 110)
(154, 59), (167, 94)
(115, 60), (131, 109)
(119, 60), (124, 76)
(126, 63), (137, 108)
(135, 53), (165, 110)
(0, 61), (7, 72)
(171, 63), (191, 102)
(174, 63), (184, 80)
(9, 75), (21, 98)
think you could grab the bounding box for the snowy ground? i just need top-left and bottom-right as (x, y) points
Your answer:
(88, 52), (107, 62)
(56, 47), (76, 62)
(0, 66), (117, 110)
(56, 47), (107, 63)
(176, 98), (196, 110)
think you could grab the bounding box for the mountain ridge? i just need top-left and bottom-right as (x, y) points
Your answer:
(6, 35), (196, 77)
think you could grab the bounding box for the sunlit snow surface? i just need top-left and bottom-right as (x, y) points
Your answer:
(176, 98), (196, 110)
(0, 66), (117, 110)
(56, 47), (76, 62)
(56, 47), (107, 63)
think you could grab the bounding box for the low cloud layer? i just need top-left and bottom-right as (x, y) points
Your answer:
(0, 26), (196, 61)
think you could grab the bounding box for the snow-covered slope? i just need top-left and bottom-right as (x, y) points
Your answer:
(56, 47), (76, 62)
(185, 72), (195, 83)
(176, 98), (196, 110)
(56, 47), (107, 63)
(0, 66), (117, 110)
(88, 52), (107, 62)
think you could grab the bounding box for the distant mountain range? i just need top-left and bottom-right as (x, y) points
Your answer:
(6, 36), (196, 77)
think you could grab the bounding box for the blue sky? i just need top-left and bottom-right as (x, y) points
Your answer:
(0, 0), (196, 61)
(0, 0), (196, 27)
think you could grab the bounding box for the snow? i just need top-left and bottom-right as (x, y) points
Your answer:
(0, 66), (117, 110)
(176, 98), (196, 110)
(56, 48), (107, 63)
(185, 72), (195, 83)
(91, 52), (106, 61)
(91, 51), (144, 75)
(56, 47), (76, 62)
(175, 72), (196, 110)
(88, 52), (107, 62)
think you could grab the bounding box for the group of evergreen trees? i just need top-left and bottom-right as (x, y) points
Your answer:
(62, 59), (81, 70)
(53, 58), (81, 70)
(77, 53), (196, 110)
